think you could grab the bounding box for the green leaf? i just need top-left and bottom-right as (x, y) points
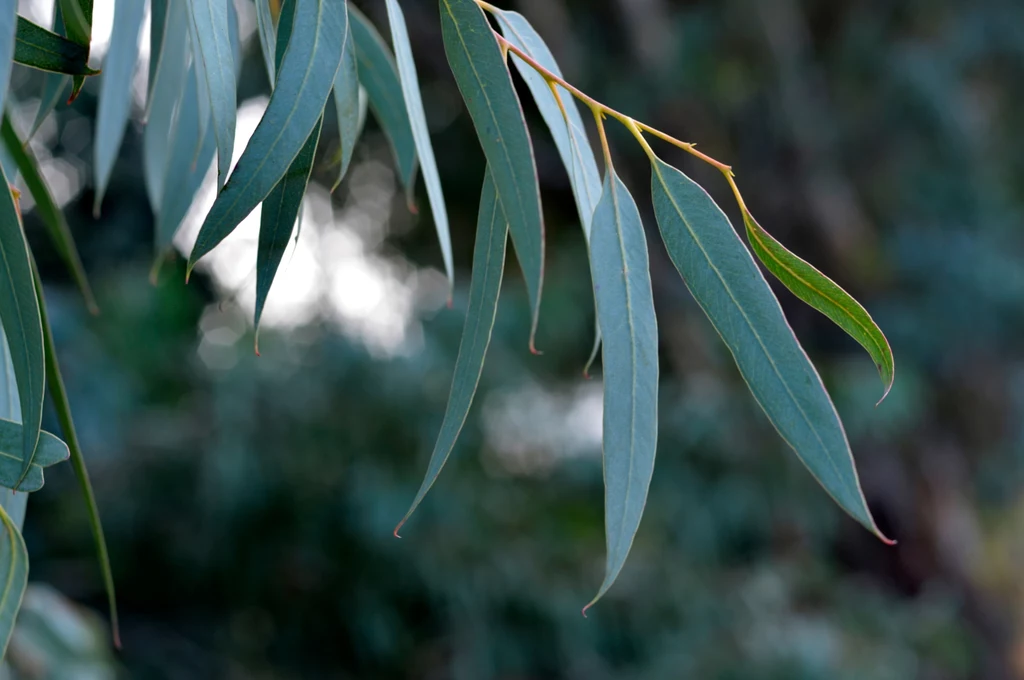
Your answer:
(330, 8), (359, 191)
(144, 0), (190, 213)
(255, 0), (276, 86)
(649, 155), (891, 543)
(93, 0), (146, 214)
(741, 210), (895, 403)
(187, 0), (347, 274)
(0, 420), (69, 493)
(256, 118), (322, 343)
(186, 0), (237, 188)
(441, 0), (545, 349)
(0, 502), (28, 658)
(148, 0), (167, 100)
(57, 0), (92, 100)
(27, 4), (70, 139)
(0, 2), (16, 119)
(13, 16), (97, 76)
(32, 262), (119, 648)
(0, 165), (43, 482)
(385, 0), (453, 291)
(583, 170), (659, 612)
(1, 114), (97, 314)
(348, 4), (418, 201)
(396, 171), (507, 535)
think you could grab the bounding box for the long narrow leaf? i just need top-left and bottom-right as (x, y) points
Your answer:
(57, 0), (92, 100)
(1, 114), (97, 313)
(648, 155), (891, 542)
(186, 0), (236, 188)
(0, 420), (69, 492)
(93, 0), (145, 214)
(440, 0), (545, 350)
(27, 3), (70, 138)
(584, 171), (658, 612)
(32, 261), (119, 648)
(255, 0), (276, 85)
(187, 0), (347, 273)
(0, 167), (43, 482)
(396, 172), (508, 534)
(0, 1), (15, 119)
(330, 9), (359, 191)
(741, 210), (894, 402)
(14, 16), (97, 76)
(0, 501), (27, 658)
(385, 0), (453, 292)
(348, 4), (418, 200)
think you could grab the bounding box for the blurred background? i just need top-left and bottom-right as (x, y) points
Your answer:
(6, 0), (1024, 677)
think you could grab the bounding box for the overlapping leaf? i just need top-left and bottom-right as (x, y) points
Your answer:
(0, 1), (16, 120)
(1, 115), (96, 313)
(330, 5), (359, 191)
(188, 0), (347, 273)
(0, 500), (27, 657)
(93, 0), (146, 214)
(0, 420), (69, 492)
(0, 166), (43, 482)
(57, 0), (92, 100)
(584, 171), (658, 612)
(348, 4), (418, 200)
(187, 0), (236, 188)
(649, 155), (890, 542)
(255, 0), (276, 85)
(397, 172), (508, 534)
(440, 0), (545, 349)
(28, 6), (69, 140)
(385, 0), (453, 290)
(14, 16), (97, 76)
(741, 210), (894, 402)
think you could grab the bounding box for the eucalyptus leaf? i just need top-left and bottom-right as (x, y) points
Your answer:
(94, 0), (146, 214)
(649, 155), (891, 542)
(385, 0), (454, 291)
(584, 171), (658, 612)
(57, 0), (92, 100)
(0, 501), (27, 657)
(348, 4), (418, 201)
(186, 0), (237, 188)
(0, 1), (16, 120)
(440, 0), (545, 349)
(13, 16), (97, 76)
(0, 420), (69, 493)
(27, 3), (70, 138)
(330, 8), (359, 191)
(255, 0), (276, 86)
(188, 0), (347, 274)
(397, 172), (507, 534)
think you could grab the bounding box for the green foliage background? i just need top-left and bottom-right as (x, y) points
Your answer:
(12, 0), (1024, 676)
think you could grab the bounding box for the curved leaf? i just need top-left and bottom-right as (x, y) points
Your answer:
(741, 210), (894, 402)
(255, 0), (276, 86)
(396, 172), (507, 535)
(0, 167), (43, 483)
(583, 171), (658, 612)
(0, 501), (27, 657)
(649, 155), (891, 542)
(148, 0), (167, 102)
(385, 0), (453, 291)
(14, 16), (97, 76)
(187, 0), (236, 188)
(1, 114), (96, 313)
(57, 0), (92, 100)
(187, 0), (347, 273)
(348, 4), (418, 200)
(93, 0), (146, 214)
(330, 7), (359, 190)
(0, 420), (69, 492)
(441, 0), (545, 349)
(0, 1), (16, 120)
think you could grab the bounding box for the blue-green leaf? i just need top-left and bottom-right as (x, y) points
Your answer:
(13, 16), (97, 76)
(348, 4), (418, 201)
(0, 501), (27, 657)
(254, 0), (276, 86)
(1, 114), (97, 314)
(0, 166), (43, 483)
(649, 155), (891, 543)
(148, 0), (167, 100)
(57, 0), (92, 100)
(441, 0), (545, 349)
(583, 170), (659, 612)
(93, 0), (146, 214)
(186, 0), (236, 188)
(0, 1), (16, 121)
(0, 420), (69, 492)
(144, 0), (190, 213)
(27, 4), (70, 139)
(385, 0), (453, 291)
(187, 0), (347, 273)
(330, 9), (358, 191)
(396, 171), (507, 535)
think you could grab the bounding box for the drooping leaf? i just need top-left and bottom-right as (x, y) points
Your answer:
(57, 0), (92, 100)
(13, 16), (97, 76)
(93, 0), (146, 214)
(0, 166), (43, 482)
(187, 0), (347, 273)
(440, 0), (545, 349)
(741, 210), (895, 402)
(385, 0), (453, 291)
(0, 420), (69, 492)
(27, 6), (70, 139)
(583, 170), (659, 612)
(648, 155), (891, 542)
(0, 501), (27, 658)
(396, 171), (508, 535)
(148, 0), (167, 103)
(330, 7), (359, 191)
(255, 0), (276, 86)
(348, 4), (418, 199)
(144, 0), (190, 213)
(0, 1), (16, 121)
(186, 0), (236, 188)
(32, 261), (119, 648)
